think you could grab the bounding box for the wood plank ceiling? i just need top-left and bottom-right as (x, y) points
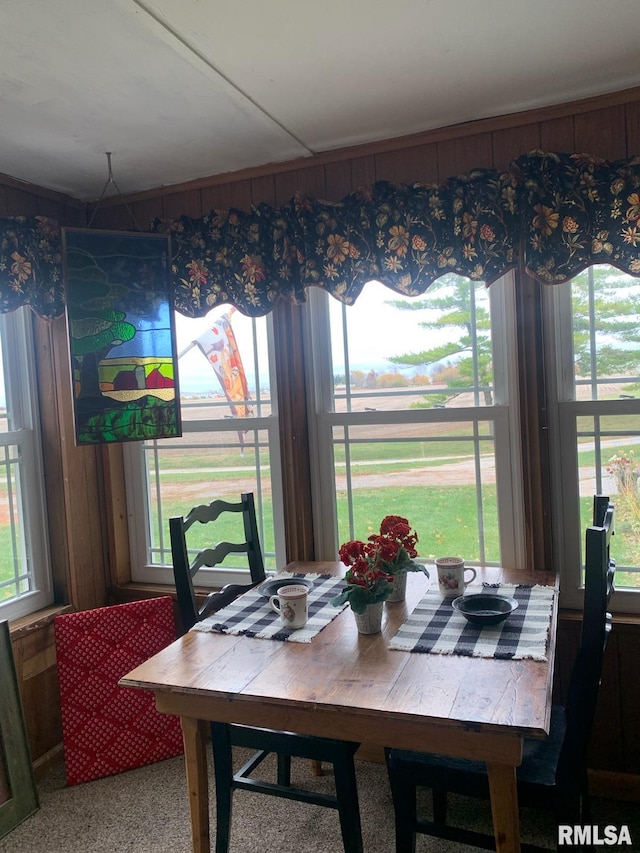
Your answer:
(1, 0), (639, 201)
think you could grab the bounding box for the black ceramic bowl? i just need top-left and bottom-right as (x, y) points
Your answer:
(451, 593), (518, 627)
(257, 576), (314, 597)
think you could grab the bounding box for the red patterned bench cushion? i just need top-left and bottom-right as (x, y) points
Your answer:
(54, 597), (183, 786)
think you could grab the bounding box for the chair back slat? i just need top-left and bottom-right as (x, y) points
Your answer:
(593, 494), (612, 528)
(190, 542), (251, 575)
(183, 498), (244, 530)
(170, 492), (266, 633)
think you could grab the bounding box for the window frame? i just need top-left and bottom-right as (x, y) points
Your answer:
(123, 310), (287, 587)
(0, 308), (53, 621)
(121, 264), (640, 616)
(545, 271), (640, 613)
(302, 274), (525, 571)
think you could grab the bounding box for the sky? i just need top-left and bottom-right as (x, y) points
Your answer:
(173, 281), (442, 394)
(327, 279), (440, 369)
(0, 278), (458, 407)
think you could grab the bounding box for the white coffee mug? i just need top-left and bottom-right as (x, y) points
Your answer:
(269, 584), (309, 628)
(435, 557), (477, 599)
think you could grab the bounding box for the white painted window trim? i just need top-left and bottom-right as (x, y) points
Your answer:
(544, 277), (640, 613)
(124, 312), (286, 587)
(0, 308), (53, 621)
(303, 274), (524, 570)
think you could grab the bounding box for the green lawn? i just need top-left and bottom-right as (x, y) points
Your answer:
(150, 435), (494, 472)
(336, 484), (499, 562)
(4, 441), (639, 589)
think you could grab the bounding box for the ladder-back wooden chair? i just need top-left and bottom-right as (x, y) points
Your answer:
(385, 496), (615, 853)
(169, 492), (363, 853)
(169, 492), (266, 633)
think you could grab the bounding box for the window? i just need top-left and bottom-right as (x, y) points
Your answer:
(124, 308), (285, 587)
(546, 265), (640, 611)
(0, 308), (52, 620)
(304, 274), (524, 570)
(123, 265), (640, 614)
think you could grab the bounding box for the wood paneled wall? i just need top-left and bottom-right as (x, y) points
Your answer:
(0, 177), (112, 774)
(4, 87), (640, 786)
(88, 87), (640, 231)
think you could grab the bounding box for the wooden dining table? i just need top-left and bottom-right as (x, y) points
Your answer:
(120, 562), (558, 853)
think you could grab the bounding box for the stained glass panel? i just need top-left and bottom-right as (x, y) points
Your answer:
(62, 229), (181, 445)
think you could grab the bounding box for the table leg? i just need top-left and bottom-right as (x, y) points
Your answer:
(486, 762), (520, 853)
(181, 716), (210, 853)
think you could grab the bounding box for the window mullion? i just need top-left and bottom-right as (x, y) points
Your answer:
(472, 420), (486, 566)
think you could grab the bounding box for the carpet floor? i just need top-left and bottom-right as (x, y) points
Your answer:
(1, 753), (638, 852)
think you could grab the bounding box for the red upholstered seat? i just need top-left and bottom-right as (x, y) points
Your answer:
(54, 596), (183, 786)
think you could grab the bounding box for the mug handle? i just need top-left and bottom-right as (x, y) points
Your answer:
(269, 595), (282, 614)
(464, 567), (477, 585)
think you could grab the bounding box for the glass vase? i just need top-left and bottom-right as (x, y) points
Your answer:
(387, 571), (407, 603)
(353, 601), (384, 634)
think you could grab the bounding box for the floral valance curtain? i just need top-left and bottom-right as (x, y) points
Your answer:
(0, 216), (63, 318)
(515, 151), (640, 282)
(1, 151), (639, 320)
(153, 168), (520, 318)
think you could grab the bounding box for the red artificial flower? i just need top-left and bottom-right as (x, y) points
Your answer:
(377, 515), (419, 558)
(338, 515), (420, 587)
(333, 515), (426, 612)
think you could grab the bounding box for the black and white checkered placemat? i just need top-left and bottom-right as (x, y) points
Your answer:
(388, 583), (556, 660)
(191, 573), (347, 644)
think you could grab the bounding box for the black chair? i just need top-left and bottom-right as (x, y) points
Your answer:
(169, 492), (363, 853)
(385, 496), (615, 853)
(169, 492), (267, 632)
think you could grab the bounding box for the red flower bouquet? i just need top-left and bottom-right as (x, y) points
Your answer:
(331, 515), (427, 614)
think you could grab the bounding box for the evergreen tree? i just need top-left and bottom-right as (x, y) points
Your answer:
(386, 274), (493, 407)
(571, 266), (640, 383)
(387, 266), (640, 407)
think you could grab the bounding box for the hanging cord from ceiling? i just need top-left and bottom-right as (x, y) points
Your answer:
(87, 152), (141, 231)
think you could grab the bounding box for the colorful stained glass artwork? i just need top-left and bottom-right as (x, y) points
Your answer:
(62, 228), (181, 445)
